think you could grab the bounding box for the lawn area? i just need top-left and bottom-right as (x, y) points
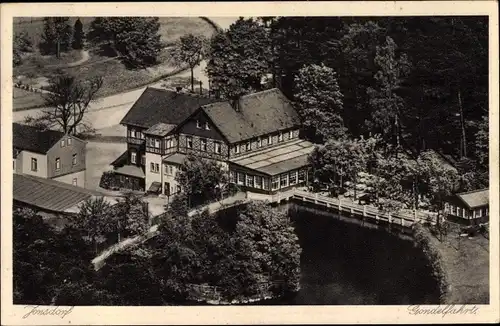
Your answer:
(13, 17), (217, 110)
(13, 87), (45, 110)
(424, 225), (490, 304)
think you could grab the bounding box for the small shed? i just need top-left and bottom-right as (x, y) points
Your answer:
(444, 188), (489, 225)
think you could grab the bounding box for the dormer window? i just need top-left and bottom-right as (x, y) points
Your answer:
(234, 145), (240, 154)
(205, 122), (210, 130)
(268, 135), (273, 145)
(278, 132), (283, 142)
(246, 142), (251, 151)
(196, 120), (201, 129)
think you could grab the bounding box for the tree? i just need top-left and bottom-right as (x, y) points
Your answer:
(13, 32), (33, 66)
(72, 18), (85, 50)
(474, 115), (489, 167)
(112, 192), (150, 241)
(172, 33), (206, 92)
(206, 17), (272, 99)
(33, 74), (103, 135)
(294, 64), (347, 142)
(74, 197), (114, 254)
(367, 36), (411, 147)
(175, 154), (228, 208)
(87, 17), (162, 67)
(39, 17), (73, 57)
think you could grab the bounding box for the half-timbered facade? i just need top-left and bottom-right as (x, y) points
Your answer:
(110, 87), (314, 197)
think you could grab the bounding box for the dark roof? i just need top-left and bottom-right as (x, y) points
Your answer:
(230, 139), (315, 175)
(13, 123), (65, 154)
(456, 188), (489, 209)
(13, 174), (104, 213)
(202, 88), (301, 143)
(163, 153), (186, 165)
(120, 87), (219, 128)
(144, 123), (176, 136)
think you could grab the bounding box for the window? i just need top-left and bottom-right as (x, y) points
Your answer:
(167, 139), (174, 148)
(255, 176), (262, 189)
(246, 142), (251, 151)
(67, 138), (72, 146)
(289, 171), (297, 185)
(141, 155), (145, 165)
(72, 153), (77, 166)
(131, 151), (137, 164)
(268, 135), (273, 145)
(72, 178), (77, 186)
(31, 158), (37, 171)
(55, 158), (61, 170)
(246, 175), (254, 187)
(187, 136), (193, 148)
(263, 177), (270, 190)
(150, 162), (155, 172)
(298, 169), (306, 183)
(234, 145), (240, 154)
(164, 164), (173, 175)
(280, 173), (289, 188)
(476, 208), (482, 217)
(205, 122), (210, 130)
(130, 129), (136, 138)
(177, 185), (182, 193)
(60, 139), (65, 147)
(237, 172), (245, 185)
(271, 176), (280, 190)
(230, 171), (236, 183)
(278, 132), (283, 142)
(215, 142), (222, 154)
(155, 163), (159, 173)
(201, 138), (207, 151)
(289, 130), (294, 139)
(154, 139), (160, 148)
(196, 120), (201, 128)
(257, 138), (262, 148)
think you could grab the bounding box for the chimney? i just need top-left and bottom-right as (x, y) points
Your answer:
(230, 96), (241, 112)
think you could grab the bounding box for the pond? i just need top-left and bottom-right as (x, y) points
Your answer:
(250, 202), (441, 305)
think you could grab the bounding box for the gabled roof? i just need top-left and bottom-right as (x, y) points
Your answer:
(13, 174), (111, 213)
(201, 88), (301, 143)
(456, 188), (489, 209)
(13, 123), (65, 154)
(120, 87), (219, 128)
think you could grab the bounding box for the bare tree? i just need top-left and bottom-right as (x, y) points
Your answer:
(35, 75), (103, 135)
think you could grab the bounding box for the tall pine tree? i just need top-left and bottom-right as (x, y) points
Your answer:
(72, 18), (85, 50)
(39, 17), (72, 57)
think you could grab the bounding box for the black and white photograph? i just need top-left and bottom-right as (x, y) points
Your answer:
(1, 1), (498, 325)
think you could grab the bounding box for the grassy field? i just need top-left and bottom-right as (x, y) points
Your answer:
(425, 225), (490, 304)
(13, 87), (46, 110)
(13, 17), (216, 110)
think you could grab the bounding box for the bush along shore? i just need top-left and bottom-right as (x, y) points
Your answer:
(412, 223), (450, 303)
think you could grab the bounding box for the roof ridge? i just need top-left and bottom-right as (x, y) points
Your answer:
(241, 88), (280, 99)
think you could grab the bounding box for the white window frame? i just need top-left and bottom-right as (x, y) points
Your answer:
(246, 174), (254, 187)
(154, 139), (160, 149)
(280, 173), (289, 188)
(246, 142), (251, 151)
(150, 162), (155, 172)
(298, 169), (306, 183)
(268, 135), (273, 145)
(255, 176), (262, 189)
(130, 129), (136, 138)
(205, 122), (210, 130)
(31, 158), (37, 171)
(234, 145), (240, 154)
(476, 208), (482, 217)
(72, 153), (77, 166)
(72, 178), (77, 186)
(55, 157), (61, 171)
(289, 130), (294, 139)
(257, 138), (262, 148)
(289, 171), (298, 185)
(67, 138), (72, 146)
(201, 138), (207, 151)
(278, 132), (283, 142)
(215, 142), (222, 154)
(237, 172), (245, 185)
(60, 139), (65, 147)
(196, 120), (201, 129)
(271, 176), (280, 190)
(186, 136), (193, 149)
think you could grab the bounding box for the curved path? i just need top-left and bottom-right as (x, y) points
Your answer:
(13, 17), (237, 131)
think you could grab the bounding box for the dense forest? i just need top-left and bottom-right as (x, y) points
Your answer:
(207, 16), (489, 182)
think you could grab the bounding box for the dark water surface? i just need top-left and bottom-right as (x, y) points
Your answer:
(254, 203), (441, 305)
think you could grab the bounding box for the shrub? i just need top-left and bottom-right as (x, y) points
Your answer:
(99, 171), (118, 190)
